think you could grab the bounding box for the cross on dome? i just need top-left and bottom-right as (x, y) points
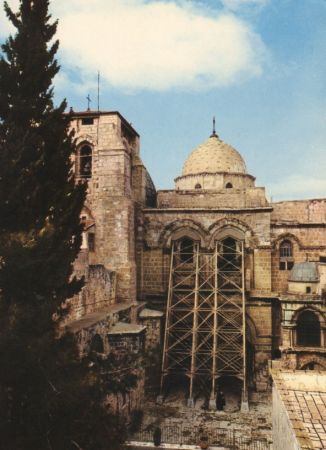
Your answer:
(210, 116), (218, 138)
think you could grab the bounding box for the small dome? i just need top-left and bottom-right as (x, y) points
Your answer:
(289, 262), (319, 282)
(182, 135), (247, 176)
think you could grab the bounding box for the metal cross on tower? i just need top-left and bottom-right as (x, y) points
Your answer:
(86, 94), (91, 111)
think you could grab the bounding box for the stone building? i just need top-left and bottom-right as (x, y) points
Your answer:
(62, 109), (326, 411)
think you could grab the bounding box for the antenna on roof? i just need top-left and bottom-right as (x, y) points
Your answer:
(97, 71), (100, 112)
(210, 116), (217, 137)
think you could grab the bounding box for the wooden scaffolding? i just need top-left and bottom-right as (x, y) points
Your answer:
(160, 238), (248, 409)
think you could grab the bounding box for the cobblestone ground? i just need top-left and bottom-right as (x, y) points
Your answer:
(139, 389), (272, 447)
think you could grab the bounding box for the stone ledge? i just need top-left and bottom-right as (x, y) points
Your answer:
(108, 321), (146, 335)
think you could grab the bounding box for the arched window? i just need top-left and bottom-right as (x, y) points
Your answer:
(78, 144), (92, 178)
(218, 237), (240, 272)
(179, 238), (194, 263)
(90, 334), (104, 354)
(279, 240), (294, 270)
(225, 182), (233, 189)
(195, 183), (202, 189)
(297, 310), (320, 347)
(280, 240), (292, 258)
(222, 237), (237, 262)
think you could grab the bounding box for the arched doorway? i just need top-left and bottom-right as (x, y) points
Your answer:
(90, 334), (104, 354)
(160, 373), (190, 401)
(301, 361), (325, 370)
(217, 376), (242, 412)
(297, 310), (321, 347)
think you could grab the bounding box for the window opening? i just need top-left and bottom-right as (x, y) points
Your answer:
(306, 286), (311, 294)
(78, 144), (92, 178)
(280, 240), (292, 258)
(287, 261), (294, 270)
(218, 237), (240, 272)
(297, 310), (320, 347)
(81, 117), (94, 125)
(195, 183), (202, 189)
(179, 238), (194, 263)
(279, 240), (294, 270)
(88, 232), (95, 252)
(225, 182), (233, 188)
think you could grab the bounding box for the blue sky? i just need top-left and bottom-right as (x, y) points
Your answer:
(1, 0), (325, 200)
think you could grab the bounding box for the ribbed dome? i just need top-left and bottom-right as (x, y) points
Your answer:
(182, 135), (247, 176)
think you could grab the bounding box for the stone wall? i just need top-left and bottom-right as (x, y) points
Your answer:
(142, 249), (165, 294)
(288, 280), (319, 295)
(272, 382), (300, 450)
(63, 262), (116, 325)
(253, 249), (272, 293)
(138, 309), (164, 350)
(272, 199), (326, 223)
(107, 330), (146, 417)
(247, 300), (273, 390)
(157, 187), (268, 209)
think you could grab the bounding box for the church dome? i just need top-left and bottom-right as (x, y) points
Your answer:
(182, 133), (247, 176)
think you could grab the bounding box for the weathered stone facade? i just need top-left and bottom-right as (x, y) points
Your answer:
(63, 110), (326, 410)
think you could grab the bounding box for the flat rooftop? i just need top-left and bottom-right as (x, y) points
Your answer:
(271, 369), (326, 449)
(64, 302), (135, 333)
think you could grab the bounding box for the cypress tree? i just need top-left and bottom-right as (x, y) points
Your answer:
(0, 1), (131, 449)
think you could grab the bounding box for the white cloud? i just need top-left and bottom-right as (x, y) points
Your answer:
(54, 71), (97, 97)
(0, 0), (19, 37)
(0, 1), (268, 92)
(53, 0), (267, 92)
(267, 173), (326, 201)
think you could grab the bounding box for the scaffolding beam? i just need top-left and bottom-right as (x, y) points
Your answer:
(160, 237), (247, 409)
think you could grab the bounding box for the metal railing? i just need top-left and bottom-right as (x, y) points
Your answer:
(130, 424), (271, 449)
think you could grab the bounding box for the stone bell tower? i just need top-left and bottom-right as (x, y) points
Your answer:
(69, 110), (140, 303)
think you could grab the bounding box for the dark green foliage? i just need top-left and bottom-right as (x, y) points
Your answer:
(0, 331), (127, 450)
(0, 0), (85, 304)
(0, 1), (132, 449)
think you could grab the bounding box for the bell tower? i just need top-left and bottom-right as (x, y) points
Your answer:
(70, 110), (140, 303)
